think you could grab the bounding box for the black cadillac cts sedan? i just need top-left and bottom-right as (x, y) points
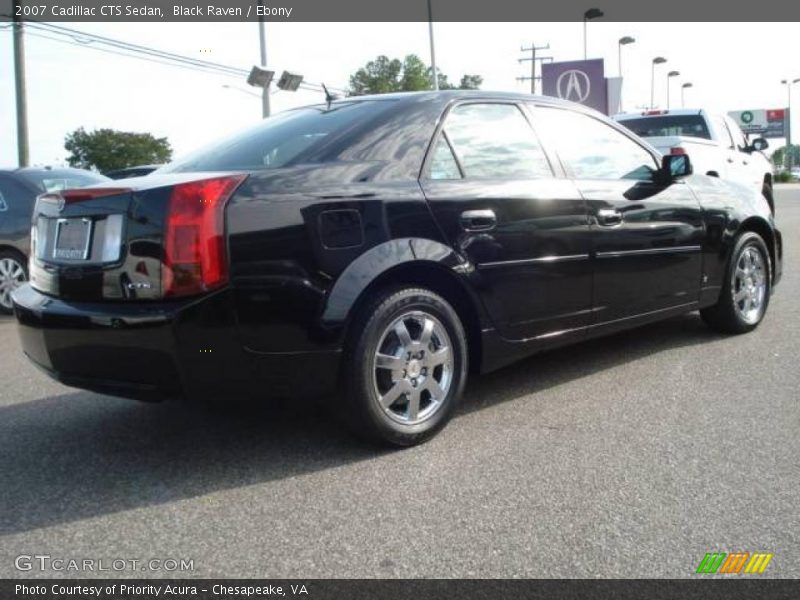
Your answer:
(12, 91), (782, 446)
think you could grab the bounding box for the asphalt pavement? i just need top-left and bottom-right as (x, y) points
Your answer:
(1, 186), (798, 579)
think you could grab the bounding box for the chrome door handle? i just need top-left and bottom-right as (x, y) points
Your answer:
(597, 209), (623, 227)
(460, 209), (497, 231)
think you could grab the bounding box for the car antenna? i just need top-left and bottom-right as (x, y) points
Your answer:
(322, 83), (339, 109)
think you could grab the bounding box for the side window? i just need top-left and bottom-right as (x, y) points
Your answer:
(429, 136), (462, 180)
(712, 116), (735, 149)
(439, 103), (553, 179)
(536, 107), (658, 181)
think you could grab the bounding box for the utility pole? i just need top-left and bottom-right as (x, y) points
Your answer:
(13, 15), (29, 167)
(427, 0), (438, 90)
(257, 0), (270, 118)
(517, 43), (552, 95)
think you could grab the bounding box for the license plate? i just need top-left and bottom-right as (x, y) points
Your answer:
(54, 218), (92, 260)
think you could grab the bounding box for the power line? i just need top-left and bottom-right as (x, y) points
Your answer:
(15, 29), (249, 79)
(3, 20), (344, 92)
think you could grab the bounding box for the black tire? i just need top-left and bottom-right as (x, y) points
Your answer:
(0, 249), (28, 315)
(342, 286), (468, 447)
(762, 182), (775, 215)
(700, 231), (771, 334)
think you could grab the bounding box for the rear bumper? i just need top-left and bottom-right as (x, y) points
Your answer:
(12, 284), (341, 402)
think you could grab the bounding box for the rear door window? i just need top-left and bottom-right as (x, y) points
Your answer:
(438, 103), (553, 179)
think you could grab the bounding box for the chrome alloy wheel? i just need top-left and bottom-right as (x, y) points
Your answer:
(732, 245), (767, 325)
(372, 311), (454, 425)
(0, 257), (26, 311)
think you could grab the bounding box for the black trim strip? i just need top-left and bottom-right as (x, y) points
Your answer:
(478, 254), (590, 269)
(596, 245), (701, 259)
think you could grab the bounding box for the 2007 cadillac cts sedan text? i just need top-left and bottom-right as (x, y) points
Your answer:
(12, 92), (783, 446)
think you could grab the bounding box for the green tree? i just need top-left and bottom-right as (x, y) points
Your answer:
(771, 144), (800, 170)
(64, 127), (172, 173)
(348, 54), (483, 96)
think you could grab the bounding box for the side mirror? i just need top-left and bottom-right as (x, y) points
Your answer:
(749, 137), (769, 152)
(659, 153), (692, 182)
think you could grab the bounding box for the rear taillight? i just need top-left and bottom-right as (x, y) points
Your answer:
(163, 175), (246, 297)
(670, 146), (687, 155)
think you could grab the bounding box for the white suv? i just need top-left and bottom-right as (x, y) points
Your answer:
(614, 109), (774, 212)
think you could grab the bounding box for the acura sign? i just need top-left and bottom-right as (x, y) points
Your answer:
(542, 59), (608, 114)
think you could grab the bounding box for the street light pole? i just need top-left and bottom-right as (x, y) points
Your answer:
(428, 0), (438, 90)
(257, 0), (270, 118)
(583, 8), (603, 60)
(12, 16), (29, 167)
(651, 56), (666, 109)
(666, 70), (679, 109)
(617, 36), (635, 112)
(681, 82), (693, 108)
(781, 78), (800, 148)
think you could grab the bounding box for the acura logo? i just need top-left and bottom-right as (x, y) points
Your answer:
(56, 196), (66, 212)
(556, 69), (591, 103)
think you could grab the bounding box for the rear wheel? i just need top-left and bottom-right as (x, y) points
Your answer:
(700, 231), (770, 333)
(343, 286), (468, 446)
(0, 250), (28, 315)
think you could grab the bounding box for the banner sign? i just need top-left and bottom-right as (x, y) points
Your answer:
(729, 108), (789, 139)
(542, 59), (608, 114)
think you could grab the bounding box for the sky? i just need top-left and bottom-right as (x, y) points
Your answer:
(1, 21), (799, 167)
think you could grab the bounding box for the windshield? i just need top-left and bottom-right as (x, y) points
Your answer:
(618, 115), (711, 140)
(162, 100), (396, 173)
(17, 170), (110, 193)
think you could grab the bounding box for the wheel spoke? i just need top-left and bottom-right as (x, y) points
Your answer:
(394, 320), (412, 349)
(427, 346), (451, 368)
(424, 378), (445, 401)
(380, 380), (410, 408)
(375, 352), (405, 372)
(419, 317), (434, 349)
(406, 389), (420, 421)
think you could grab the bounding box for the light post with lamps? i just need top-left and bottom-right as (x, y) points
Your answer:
(617, 36), (635, 112)
(618, 36), (635, 77)
(583, 8), (603, 59)
(681, 82), (693, 108)
(650, 56), (666, 108)
(666, 70), (680, 108)
(781, 78), (799, 148)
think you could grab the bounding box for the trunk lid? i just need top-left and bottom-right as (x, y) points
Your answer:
(29, 172), (243, 302)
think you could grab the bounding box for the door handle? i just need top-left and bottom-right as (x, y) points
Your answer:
(460, 209), (497, 231)
(726, 157), (735, 163)
(597, 208), (623, 227)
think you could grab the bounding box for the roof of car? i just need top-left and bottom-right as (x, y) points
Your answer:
(330, 89), (578, 107)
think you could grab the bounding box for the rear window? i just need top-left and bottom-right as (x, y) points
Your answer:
(17, 170), (110, 193)
(162, 100), (396, 173)
(617, 115), (711, 140)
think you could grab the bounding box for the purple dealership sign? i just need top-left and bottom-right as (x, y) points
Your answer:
(542, 59), (608, 114)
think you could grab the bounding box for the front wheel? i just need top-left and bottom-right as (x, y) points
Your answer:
(0, 250), (28, 315)
(342, 286), (468, 447)
(700, 231), (771, 334)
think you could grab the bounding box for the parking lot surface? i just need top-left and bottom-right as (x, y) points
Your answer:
(1, 187), (798, 578)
